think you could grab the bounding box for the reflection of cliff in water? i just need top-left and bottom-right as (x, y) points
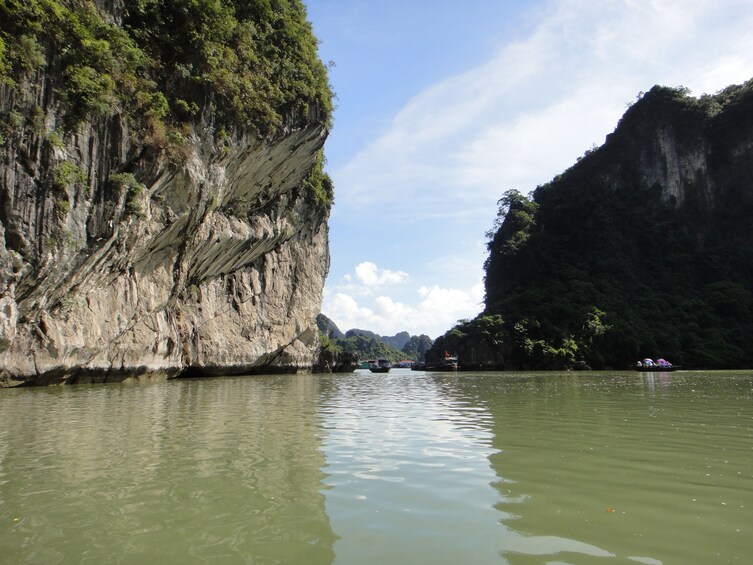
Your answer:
(470, 372), (633, 562)
(0, 375), (337, 564)
(430, 372), (650, 561)
(439, 371), (753, 564)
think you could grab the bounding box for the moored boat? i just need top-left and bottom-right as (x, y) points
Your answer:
(368, 359), (391, 373)
(635, 358), (679, 371)
(440, 356), (459, 370)
(425, 353), (459, 371)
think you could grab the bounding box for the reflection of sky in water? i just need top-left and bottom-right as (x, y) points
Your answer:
(318, 371), (511, 564)
(318, 371), (640, 564)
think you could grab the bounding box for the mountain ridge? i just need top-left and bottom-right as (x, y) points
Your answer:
(316, 314), (433, 362)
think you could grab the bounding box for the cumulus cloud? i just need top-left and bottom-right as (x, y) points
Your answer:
(335, 262), (411, 298)
(354, 261), (409, 287)
(323, 282), (484, 338)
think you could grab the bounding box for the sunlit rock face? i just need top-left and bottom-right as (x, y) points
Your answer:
(0, 10), (331, 387)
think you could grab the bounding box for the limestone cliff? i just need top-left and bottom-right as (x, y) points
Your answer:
(0, 0), (333, 385)
(427, 81), (753, 370)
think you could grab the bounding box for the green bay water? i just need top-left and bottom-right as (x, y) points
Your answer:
(1, 371), (752, 564)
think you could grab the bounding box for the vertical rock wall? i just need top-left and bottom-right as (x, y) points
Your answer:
(0, 71), (331, 386)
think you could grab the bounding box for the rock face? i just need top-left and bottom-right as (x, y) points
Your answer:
(424, 334), (505, 371)
(312, 348), (359, 374)
(0, 8), (332, 386)
(427, 82), (753, 370)
(316, 313), (344, 339)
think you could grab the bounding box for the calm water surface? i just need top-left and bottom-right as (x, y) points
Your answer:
(1, 370), (752, 564)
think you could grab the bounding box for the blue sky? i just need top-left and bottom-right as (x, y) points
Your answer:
(306, 0), (753, 339)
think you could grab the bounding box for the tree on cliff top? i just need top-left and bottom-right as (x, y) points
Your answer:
(0, 0), (333, 136)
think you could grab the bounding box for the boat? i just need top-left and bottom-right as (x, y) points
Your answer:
(440, 355), (459, 370)
(368, 359), (391, 373)
(634, 358), (679, 372)
(635, 364), (679, 372)
(425, 353), (459, 371)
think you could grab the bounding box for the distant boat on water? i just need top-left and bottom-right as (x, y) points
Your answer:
(634, 358), (679, 372)
(368, 359), (391, 373)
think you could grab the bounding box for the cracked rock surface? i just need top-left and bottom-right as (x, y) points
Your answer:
(1, 80), (331, 386)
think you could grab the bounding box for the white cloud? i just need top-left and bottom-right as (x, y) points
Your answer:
(451, 83), (626, 194)
(354, 261), (409, 287)
(324, 293), (375, 327)
(416, 283), (485, 326)
(332, 262), (410, 298)
(323, 282), (484, 338)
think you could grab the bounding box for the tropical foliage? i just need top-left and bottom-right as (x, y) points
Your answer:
(322, 332), (434, 363)
(0, 0), (332, 136)
(436, 81), (753, 370)
(332, 335), (406, 364)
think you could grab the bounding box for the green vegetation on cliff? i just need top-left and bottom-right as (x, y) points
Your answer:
(316, 315), (433, 363)
(333, 334), (405, 364)
(123, 0), (332, 133)
(0, 0), (332, 137)
(431, 81), (753, 370)
(330, 331), (432, 364)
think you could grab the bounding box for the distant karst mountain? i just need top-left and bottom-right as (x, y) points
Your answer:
(345, 329), (411, 351)
(427, 80), (753, 371)
(316, 314), (345, 339)
(316, 314), (433, 362)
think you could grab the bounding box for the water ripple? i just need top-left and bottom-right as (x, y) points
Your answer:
(2, 370), (752, 563)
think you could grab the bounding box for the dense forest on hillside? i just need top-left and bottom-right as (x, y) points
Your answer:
(0, 0), (334, 202)
(316, 314), (433, 363)
(0, 0), (332, 132)
(429, 81), (753, 370)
